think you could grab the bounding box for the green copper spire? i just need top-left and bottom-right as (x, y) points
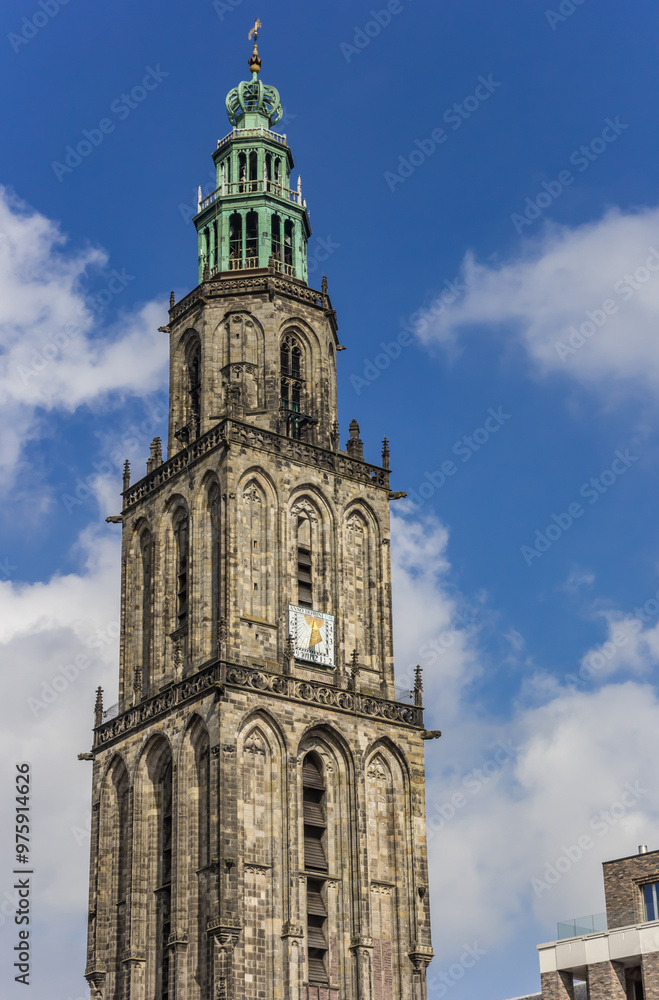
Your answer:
(193, 21), (311, 285)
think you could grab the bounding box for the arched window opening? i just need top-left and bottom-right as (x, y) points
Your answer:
(280, 334), (308, 439)
(156, 759), (173, 1000)
(274, 158), (281, 186)
(284, 220), (294, 268)
(212, 219), (219, 274)
(297, 515), (312, 608)
(271, 214), (282, 262)
(238, 152), (247, 193)
(188, 343), (201, 438)
(113, 767), (130, 1000)
(174, 510), (189, 629)
(249, 150), (258, 189)
(209, 485), (221, 649)
(302, 752), (328, 983)
(229, 213), (242, 269)
(265, 152), (272, 190)
(140, 530), (153, 688)
(246, 210), (259, 265)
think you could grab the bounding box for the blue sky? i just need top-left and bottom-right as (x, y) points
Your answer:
(1, 1), (659, 998)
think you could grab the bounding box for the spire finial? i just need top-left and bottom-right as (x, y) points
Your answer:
(248, 18), (263, 76)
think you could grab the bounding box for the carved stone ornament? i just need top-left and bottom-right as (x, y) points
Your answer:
(243, 730), (266, 755)
(367, 755), (387, 780)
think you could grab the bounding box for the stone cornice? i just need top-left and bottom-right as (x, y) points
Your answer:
(168, 269), (337, 336)
(122, 418), (390, 511)
(92, 660), (423, 750)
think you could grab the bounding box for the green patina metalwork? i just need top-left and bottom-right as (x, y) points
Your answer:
(193, 57), (310, 285)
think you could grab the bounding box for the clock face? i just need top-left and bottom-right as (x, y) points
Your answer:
(288, 605), (335, 668)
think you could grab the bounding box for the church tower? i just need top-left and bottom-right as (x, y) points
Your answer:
(83, 27), (435, 1000)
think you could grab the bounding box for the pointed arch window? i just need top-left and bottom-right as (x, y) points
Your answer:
(302, 752), (329, 983)
(156, 758), (173, 1000)
(174, 509), (189, 629)
(140, 529), (153, 689)
(188, 343), (201, 438)
(297, 514), (312, 608)
(271, 214), (282, 262)
(280, 334), (305, 439)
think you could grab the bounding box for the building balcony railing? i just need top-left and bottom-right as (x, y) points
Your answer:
(556, 913), (607, 940)
(199, 179), (304, 213)
(216, 126), (288, 152)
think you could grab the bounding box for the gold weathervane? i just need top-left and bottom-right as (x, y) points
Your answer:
(248, 18), (263, 73)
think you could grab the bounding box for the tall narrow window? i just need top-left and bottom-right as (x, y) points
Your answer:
(115, 767), (130, 1000)
(188, 344), (201, 438)
(303, 753), (328, 983)
(141, 530), (153, 688)
(229, 212), (242, 268)
(210, 486), (221, 650)
(271, 214), (282, 261)
(174, 511), (189, 628)
(238, 152), (247, 193)
(249, 150), (258, 190)
(284, 220), (294, 268)
(265, 152), (272, 190)
(297, 515), (312, 608)
(246, 210), (258, 264)
(212, 219), (219, 273)
(280, 334), (304, 439)
(157, 760), (173, 1000)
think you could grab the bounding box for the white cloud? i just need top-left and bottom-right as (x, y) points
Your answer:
(389, 515), (659, 981)
(0, 186), (168, 482)
(415, 206), (659, 397)
(0, 526), (120, 998)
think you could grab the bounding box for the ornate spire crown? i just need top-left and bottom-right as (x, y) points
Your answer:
(225, 19), (283, 128)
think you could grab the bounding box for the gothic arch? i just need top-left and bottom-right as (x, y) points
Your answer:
(342, 502), (381, 667)
(172, 328), (203, 439)
(363, 743), (414, 1000)
(295, 726), (357, 994)
(193, 473), (223, 660)
(217, 311), (265, 411)
(133, 735), (174, 1000)
(97, 755), (131, 1000)
(237, 470), (277, 621)
(179, 716), (211, 999)
(235, 712), (287, 997)
(287, 489), (334, 613)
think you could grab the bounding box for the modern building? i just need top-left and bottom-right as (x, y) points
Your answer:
(509, 846), (659, 1000)
(81, 27), (436, 1000)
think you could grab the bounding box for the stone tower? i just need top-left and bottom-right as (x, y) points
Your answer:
(83, 29), (435, 1000)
